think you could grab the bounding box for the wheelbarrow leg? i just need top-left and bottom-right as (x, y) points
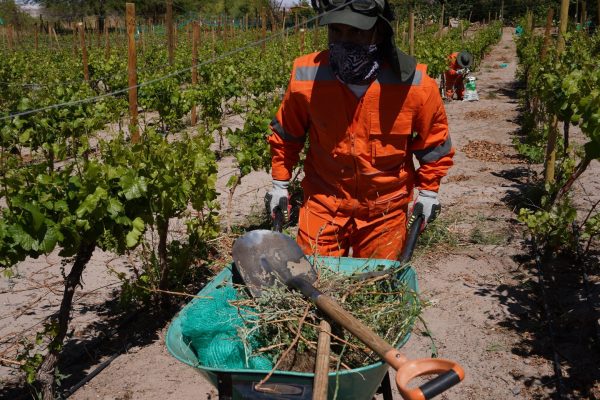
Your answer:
(375, 372), (394, 400)
(217, 373), (233, 400)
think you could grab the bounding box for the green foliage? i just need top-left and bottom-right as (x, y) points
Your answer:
(0, 0), (34, 28)
(518, 198), (577, 250)
(227, 93), (277, 178)
(16, 321), (59, 385)
(515, 26), (600, 255)
(409, 21), (502, 77)
(513, 124), (563, 164)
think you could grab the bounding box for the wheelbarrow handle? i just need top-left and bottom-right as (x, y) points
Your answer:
(290, 277), (465, 399)
(399, 202), (425, 264)
(272, 196), (289, 232)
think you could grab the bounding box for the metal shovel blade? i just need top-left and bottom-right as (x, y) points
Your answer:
(232, 230), (317, 297)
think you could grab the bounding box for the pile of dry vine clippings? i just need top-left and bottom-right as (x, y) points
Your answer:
(230, 262), (421, 373)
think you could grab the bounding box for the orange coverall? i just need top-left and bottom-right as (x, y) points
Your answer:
(444, 52), (465, 100)
(268, 51), (454, 260)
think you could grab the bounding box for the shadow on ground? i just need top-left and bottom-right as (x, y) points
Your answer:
(477, 163), (600, 399)
(0, 258), (217, 400)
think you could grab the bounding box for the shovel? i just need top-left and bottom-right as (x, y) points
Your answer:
(232, 230), (465, 400)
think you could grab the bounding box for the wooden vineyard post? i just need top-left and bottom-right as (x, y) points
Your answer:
(211, 26), (216, 56)
(581, 1), (587, 26)
(34, 25), (39, 50)
(438, 2), (445, 37)
(96, 16), (101, 48)
(282, 11), (287, 40)
(166, 0), (174, 65)
(104, 23), (110, 59)
(191, 21), (199, 127)
(126, 3), (139, 143)
(526, 10), (534, 34)
(295, 12), (299, 33)
(140, 28), (145, 55)
(51, 26), (60, 49)
(540, 8), (554, 59)
(300, 18), (306, 54)
(261, 8), (267, 52)
(79, 23), (89, 82)
(7, 25), (14, 51)
(408, 11), (415, 56)
(545, 0), (569, 184)
(72, 25), (77, 55)
(532, 7), (555, 119)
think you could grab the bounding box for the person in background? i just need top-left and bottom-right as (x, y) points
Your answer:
(265, 0), (454, 260)
(444, 50), (472, 101)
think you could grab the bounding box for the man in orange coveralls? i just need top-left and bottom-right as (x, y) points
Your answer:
(266, 0), (454, 260)
(444, 50), (472, 100)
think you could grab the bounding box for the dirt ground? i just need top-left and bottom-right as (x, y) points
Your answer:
(2, 28), (599, 400)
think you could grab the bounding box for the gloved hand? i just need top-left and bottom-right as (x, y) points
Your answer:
(456, 68), (465, 76)
(414, 189), (441, 226)
(264, 180), (290, 224)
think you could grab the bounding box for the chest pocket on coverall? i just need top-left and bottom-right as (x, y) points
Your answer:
(369, 113), (412, 173)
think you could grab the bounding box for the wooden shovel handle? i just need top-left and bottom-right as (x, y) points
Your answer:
(298, 282), (395, 358)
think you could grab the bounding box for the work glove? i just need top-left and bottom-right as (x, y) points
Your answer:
(264, 180), (290, 228)
(414, 189), (441, 229)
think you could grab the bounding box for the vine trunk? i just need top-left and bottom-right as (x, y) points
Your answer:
(35, 241), (96, 400)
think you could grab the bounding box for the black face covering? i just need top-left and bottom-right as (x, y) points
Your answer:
(329, 42), (381, 84)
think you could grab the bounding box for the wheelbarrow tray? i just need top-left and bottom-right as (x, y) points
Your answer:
(166, 256), (418, 400)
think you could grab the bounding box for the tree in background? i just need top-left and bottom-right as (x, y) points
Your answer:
(0, 0), (34, 28)
(388, 0), (581, 25)
(30, 0), (282, 20)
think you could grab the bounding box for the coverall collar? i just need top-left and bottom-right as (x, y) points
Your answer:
(389, 45), (417, 82)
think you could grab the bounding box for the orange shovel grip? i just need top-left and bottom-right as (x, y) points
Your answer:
(384, 350), (465, 400)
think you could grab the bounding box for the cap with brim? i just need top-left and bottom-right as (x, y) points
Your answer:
(319, 7), (378, 30)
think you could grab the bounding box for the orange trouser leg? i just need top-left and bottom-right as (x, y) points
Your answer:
(455, 82), (465, 99)
(296, 205), (350, 257)
(350, 204), (408, 260)
(445, 74), (463, 99)
(296, 201), (408, 261)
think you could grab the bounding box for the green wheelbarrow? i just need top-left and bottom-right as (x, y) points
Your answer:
(166, 204), (464, 399)
(166, 257), (417, 400)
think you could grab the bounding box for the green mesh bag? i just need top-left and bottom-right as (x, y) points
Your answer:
(180, 285), (272, 370)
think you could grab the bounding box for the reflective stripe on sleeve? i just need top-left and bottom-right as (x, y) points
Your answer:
(414, 137), (452, 163)
(295, 66), (335, 82)
(271, 118), (306, 143)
